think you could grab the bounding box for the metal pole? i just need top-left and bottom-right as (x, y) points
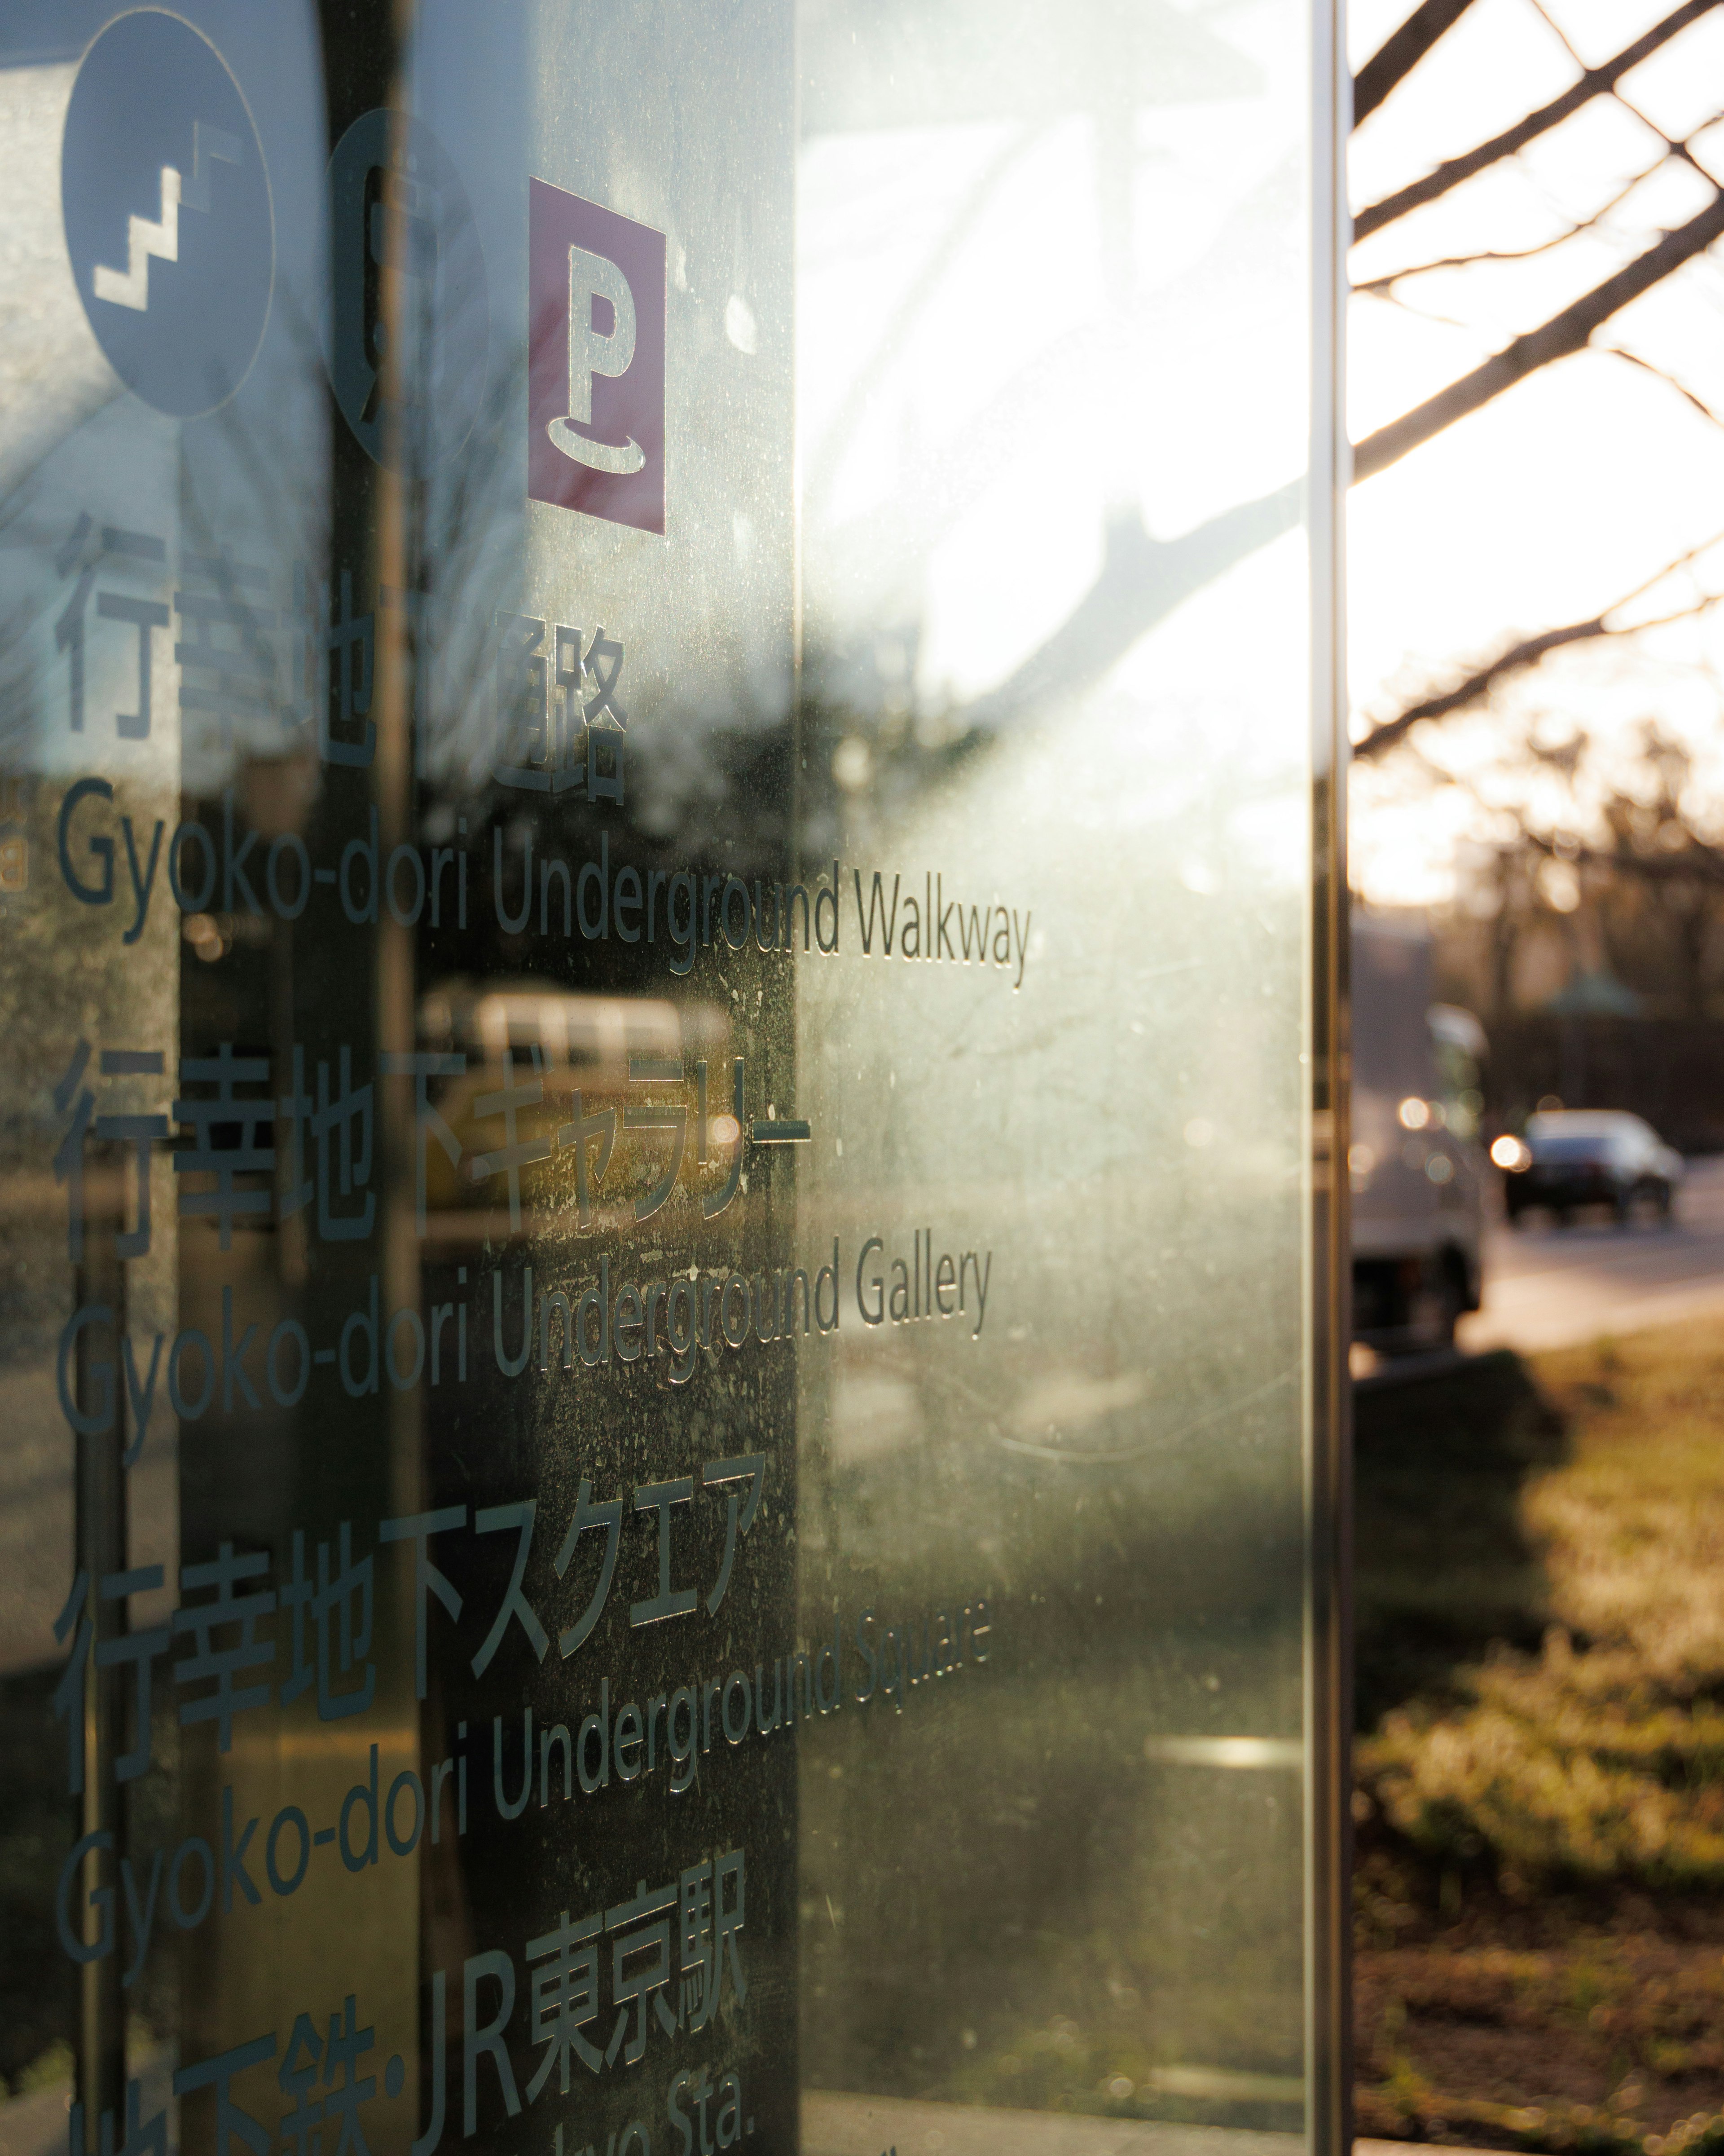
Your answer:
(75, 1139), (128, 2137)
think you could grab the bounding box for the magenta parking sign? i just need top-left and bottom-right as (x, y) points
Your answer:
(528, 177), (666, 534)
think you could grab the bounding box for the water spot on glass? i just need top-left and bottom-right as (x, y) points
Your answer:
(724, 292), (758, 353)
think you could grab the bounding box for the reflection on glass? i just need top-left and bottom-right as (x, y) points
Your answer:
(0, 4), (1335, 2156)
(794, 9), (1318, 2139)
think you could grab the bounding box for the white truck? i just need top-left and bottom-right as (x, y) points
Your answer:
(1350, 914), (1488, 1352)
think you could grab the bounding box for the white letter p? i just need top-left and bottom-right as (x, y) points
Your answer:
(548, 244), (644, 474)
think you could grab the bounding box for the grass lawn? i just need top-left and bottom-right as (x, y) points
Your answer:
(1355, 1320), (1724, 2152)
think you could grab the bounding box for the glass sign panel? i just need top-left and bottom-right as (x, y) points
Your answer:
(0, 6), (1344, 2156)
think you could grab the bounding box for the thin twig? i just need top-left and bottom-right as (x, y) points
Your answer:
(1599, 344), (1724, 431)
(1352, 164), (1664, 293)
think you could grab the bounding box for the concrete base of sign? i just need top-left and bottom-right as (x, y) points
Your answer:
(1358, 2143), (1512, 2156)
(804, 2108), (1518, 2156)
(803, 2092), (1302, 2156)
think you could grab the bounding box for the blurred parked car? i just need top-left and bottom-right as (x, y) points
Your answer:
(413, 982), (734, 1234)
(1494, 1110), (1683, 1228)
(1351, 917), (1487, 1351)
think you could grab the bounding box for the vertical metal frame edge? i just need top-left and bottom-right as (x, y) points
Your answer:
(1304, 0), (1353, 2146)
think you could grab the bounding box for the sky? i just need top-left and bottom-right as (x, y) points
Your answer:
(1343, 0), (1724, 905)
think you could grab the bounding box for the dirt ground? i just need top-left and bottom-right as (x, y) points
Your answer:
(1355, 1870), (1724, 2146)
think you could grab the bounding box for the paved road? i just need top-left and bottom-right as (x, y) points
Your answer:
(1458, 1155), (1724, 1355)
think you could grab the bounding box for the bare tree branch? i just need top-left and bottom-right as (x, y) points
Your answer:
(1353, 0), (1721, 241)
(1358, 621), (1632, 763)
(1354, 530), (1724, 761)
(1534, 0), (1715, 172)
(1353, 187), (1724, 481)
(1353, 0), (1480, 127)
(1352, 163), (1667, 293)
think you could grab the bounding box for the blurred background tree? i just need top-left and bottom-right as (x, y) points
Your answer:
(1346, 0), (1724, 1137)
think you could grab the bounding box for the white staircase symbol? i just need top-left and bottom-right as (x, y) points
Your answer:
(92, 122), (242, 313)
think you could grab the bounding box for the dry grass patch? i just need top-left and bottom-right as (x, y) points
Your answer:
(1362, 1327), (1724, 1890)
(1354, 1318), (1724, 2147)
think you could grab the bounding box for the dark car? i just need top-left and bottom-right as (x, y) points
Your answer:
(1497, 1110), (1684, 1227)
